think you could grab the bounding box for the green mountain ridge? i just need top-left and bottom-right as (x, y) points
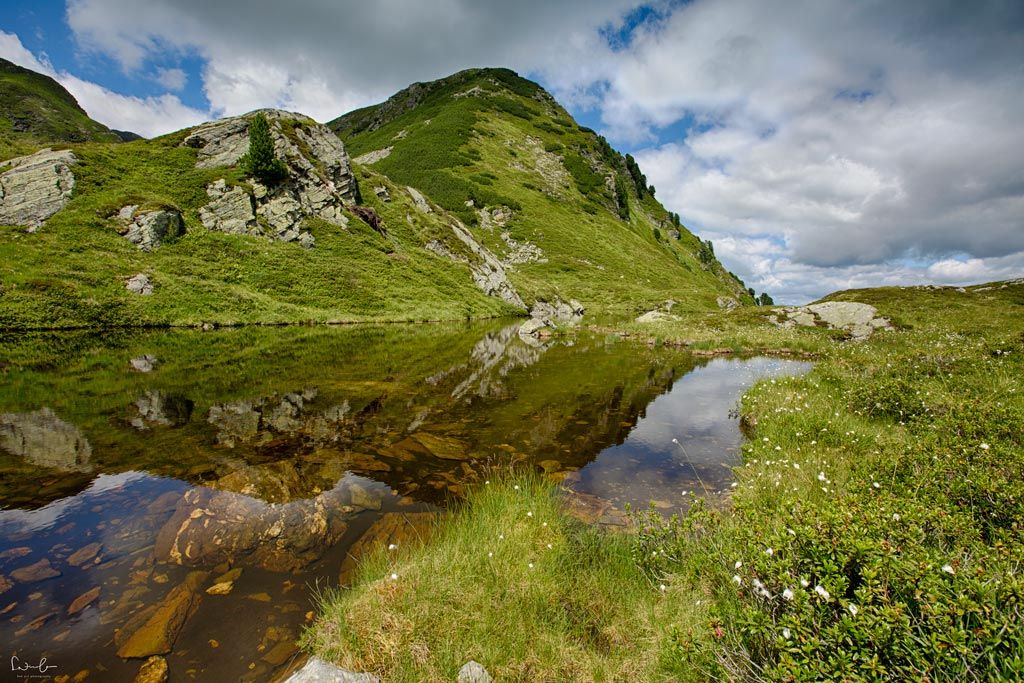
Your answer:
(0, 57), (123, 156)
(1, 64), (749, 330)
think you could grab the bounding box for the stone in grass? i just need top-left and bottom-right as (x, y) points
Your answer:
(126, 273), (154, 296)
(284, 657), (379, 682)
(458, 661), (493, 683)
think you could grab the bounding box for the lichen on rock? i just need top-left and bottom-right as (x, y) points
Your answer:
(0, 148), (77, 230)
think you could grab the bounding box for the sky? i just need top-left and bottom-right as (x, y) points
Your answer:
(2, 0), (1022, 303)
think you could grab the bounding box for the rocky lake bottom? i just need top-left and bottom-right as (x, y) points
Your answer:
(0, 322), (809, 681)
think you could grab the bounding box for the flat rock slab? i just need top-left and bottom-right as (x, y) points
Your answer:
(10, 558), (61, 583)
(0, 148), (76, 229)
(284, 657), (379, 683)
(773, 301), (891, 340)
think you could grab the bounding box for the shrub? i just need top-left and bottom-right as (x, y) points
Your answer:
(240, 113), (287, 185)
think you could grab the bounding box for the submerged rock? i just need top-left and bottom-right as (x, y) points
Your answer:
(338, 512), (437, 585)
(117, 570), (208, 658)
(0, 408), (92, 471)
(67, 586), (100, 615)
(153, 486), (349, 572)
(10, 558), (61, 583)
(133, 656), (169, 683)
(0, 148), (77, 229)
(67, 542), (102, 567)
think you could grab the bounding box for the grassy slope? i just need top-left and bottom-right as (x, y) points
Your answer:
(331, 68), (751, 320)
(0, 128), (519, 328)
(309, 281), (1024, 681)
(0, 57), (121, 156)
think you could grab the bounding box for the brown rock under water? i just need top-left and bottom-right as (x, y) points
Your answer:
(11, 558), (61, 583)
(133, 655), (168, 683)
(116, 570), (208, 658)
(339, 512), (438, 585)
(68, 586), (101, 615)
(67, 542), (102, 567)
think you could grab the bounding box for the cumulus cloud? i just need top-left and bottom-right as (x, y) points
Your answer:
(0, 31), (207, 137)
(64, 0), (634, 120)
(616, 0), (1024, 300)
(154, 66), (186, 91)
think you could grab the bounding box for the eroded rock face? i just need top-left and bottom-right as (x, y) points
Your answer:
(0, 408), (92, 471)
(184, 110), (356, 247)
(0, 149), (76, 230)
(120, 209), (185, 251)
(771, 301), (891, 340)
(450, 221), (525, 309)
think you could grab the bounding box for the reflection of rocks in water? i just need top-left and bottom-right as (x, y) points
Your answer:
(207, 387), (351, 447)
(153, 480), (354, 572)
(0, 408), (92, 471)
(448, 324), (547, 400)
(129, 391), (194, 430)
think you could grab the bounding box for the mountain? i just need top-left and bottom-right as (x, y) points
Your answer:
(0, 58), (121, 156)
(0, 64), (749, 330)
(331, 68), (751, 316)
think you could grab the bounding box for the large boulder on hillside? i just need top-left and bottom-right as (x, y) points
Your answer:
(771, 301), (891, 340)
(183, 110), (356, 247)
(120, 208), (185, 251)
(0, 149), (76, 230)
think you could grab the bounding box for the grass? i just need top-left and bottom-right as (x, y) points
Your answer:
(0, 134), (518, 329)
(304, 473), (667, 682)
(308, 281), (1024, 681)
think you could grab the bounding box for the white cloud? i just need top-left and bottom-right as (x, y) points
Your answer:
(0, 31), (207, 137)
(617, 0), (1024, 300)
(64, 0), (634, 120)
(155, 66), (186, 91)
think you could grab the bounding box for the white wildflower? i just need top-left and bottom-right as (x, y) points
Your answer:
(783, 627), (791, 639)
(892, 513), (901, 521)
(800, 579), (809, 588)
(980, 443), (990, 450)
(387, 543), (398, 551)
(733, 575), (742, 585)
(528, 562), (534, 569)
(814, 585), (831, 600)
(765, 547), (774, 556)
(735, 561), (742, 569)
(817, 472), (826, 482)
(390, 573), (398, 581)
(660, 584), (667, 592)
(527, 511), (533, 517)
(848, 604), (859, 616)
(783, 588), (794, 601)
(942, 564), (955, 575)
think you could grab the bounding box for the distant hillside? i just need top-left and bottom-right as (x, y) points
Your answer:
(1, 64), (752, 330)
(330, 68), (751, 316)
(0, 58), (121, 155)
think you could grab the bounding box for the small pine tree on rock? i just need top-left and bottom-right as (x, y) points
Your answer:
(240, 113), (287, 185)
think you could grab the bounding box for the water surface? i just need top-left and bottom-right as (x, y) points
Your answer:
(0, 323), (808, 681)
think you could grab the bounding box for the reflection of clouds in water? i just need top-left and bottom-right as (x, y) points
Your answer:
(577, 357), (811, 508)
(626, 358), (810, 459)
(0, 471), (150, 534)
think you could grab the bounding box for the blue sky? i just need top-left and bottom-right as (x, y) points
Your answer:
(2, 0), (1022, 302)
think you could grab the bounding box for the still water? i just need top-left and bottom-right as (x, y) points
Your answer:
(0, 322), (809, 681)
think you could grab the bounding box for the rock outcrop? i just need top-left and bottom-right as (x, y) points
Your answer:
(184, 110), (357, 248)
(0, 408), (92, 470)
(518, 298), (585, 341)
(770, 301), (891, 340)
(0, 148), (76, 229)
(118, 207), (185, 251)
(450, 221), (525, 308)
(126, 273), (154, 295)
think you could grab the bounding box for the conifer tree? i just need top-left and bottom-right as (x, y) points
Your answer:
(240, 113), (287, 184)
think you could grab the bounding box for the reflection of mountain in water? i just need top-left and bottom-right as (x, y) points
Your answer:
(0, 322), (697, 510)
